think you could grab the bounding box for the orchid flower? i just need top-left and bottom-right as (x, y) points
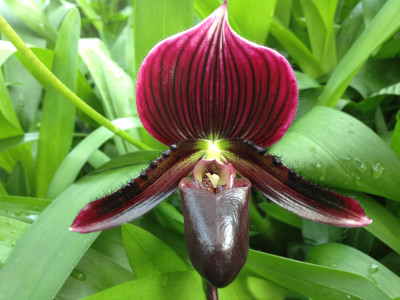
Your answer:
(70, 1), (371, 292)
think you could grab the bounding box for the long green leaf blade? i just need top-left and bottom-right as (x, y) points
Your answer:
(318, 0), (400, 106)
(35, 9), (80, 197)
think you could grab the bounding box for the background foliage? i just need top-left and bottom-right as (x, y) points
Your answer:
(0, 0), (400, 299)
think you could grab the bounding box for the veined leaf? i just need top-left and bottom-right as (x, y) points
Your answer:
(318, 0), (400, 106)
(35, 9), (80, 197)
(121, 224), (188, 278)
(269, 19), (324, 78)
(4, 0), (57, 43)
(228, 0), (277, 44)
(56, 249), (133, 300)
(133, 0), (193, 76)
(83, 271), (205, 300)
(306, 243), (400, 299)
(353, 192), (400, 254)
(270, 106), (400, 201)
(0, 215), (29, 267)
(0, 164), (147, 300)
(300, 0), (337, 72)
(245, 250), (390, 299)
(47, 117), (142, 199)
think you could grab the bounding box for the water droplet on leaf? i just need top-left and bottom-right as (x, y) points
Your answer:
(372, 163), (384, 179)
(368, 263), (379, 274)
(354, 176), (362, 186)
(71, 269), (86, 281)
(354, 158), (367, 173)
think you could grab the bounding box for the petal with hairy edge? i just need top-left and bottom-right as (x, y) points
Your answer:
(70, 140), (207, 233)
(136, 2), (297, 148)
(219, 139), (372, 227)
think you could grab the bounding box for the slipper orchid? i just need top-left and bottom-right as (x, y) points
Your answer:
(70, 1), (371, 291)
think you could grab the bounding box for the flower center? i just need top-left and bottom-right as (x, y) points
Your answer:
(206, 141), (221, 161)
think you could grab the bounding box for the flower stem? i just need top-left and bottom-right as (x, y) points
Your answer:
(0, 14), (151, 150)
(206, 283), (218, 300)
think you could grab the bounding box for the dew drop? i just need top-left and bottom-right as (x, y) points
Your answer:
(39, 22), (44, 29)
(71, 269), (86, 281)
(372, 163), (384, 179)
(354, 176), (362, 186)
(368, 263), (379, 274)
(354, 158), (367, 173)
(346, 295), (352, 299)
(340, 155), (351, 162)
(316, 163), (322, 169)
(5, 219), (13, 225)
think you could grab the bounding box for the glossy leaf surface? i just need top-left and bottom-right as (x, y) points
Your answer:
(270, 106), (400, 201)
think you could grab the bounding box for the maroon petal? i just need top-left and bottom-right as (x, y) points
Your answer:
(136, 2), (297, 148)
(70, 140), (207, 233)
(219, 139), (372, 227)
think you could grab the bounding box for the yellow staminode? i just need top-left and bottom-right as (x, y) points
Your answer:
(206, 141), (221, 161)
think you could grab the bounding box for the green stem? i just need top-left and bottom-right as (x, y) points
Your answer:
(0, 14), (151, 150)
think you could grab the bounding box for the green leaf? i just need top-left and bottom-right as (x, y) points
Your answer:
(46, 117), (141, 199)
(4, 0), (57, 43)
(194, 0), (222, 20)
(353, 192), (400, 254)
(0, 68), (22, 139)
(245, 250), (390, 299)
(294, 71), (320, 90)
(219, 275), (286, 299)
(0, 216), (29, 267)
(228, 0), (277, 44)
(82, 271), (205, 300)
(0, 165), (146, 300)
(57, 249), (133, 300)
(6, 162), (29, 196)
(336, 2), (365, 60)
(306, 243), (400, 299)
(300, 0), (338, 72)
(35, 8), (80, 197)
(302, 219), (345, 246)
(133, 0), (193, 75)
(391, 110), (400, 157)
(0, 132), (38, 154)
(0, 40), (16, 66)
(269, 19), (324, 78)
(270, 106), (400, 201)
(121, 224), (188, 278)
(79, 38), (136, 120)
(0, 194), (50, 223)
(318, 0), (400, 106)
(153, 201), (184, 234)
(350, 59), (400, 99)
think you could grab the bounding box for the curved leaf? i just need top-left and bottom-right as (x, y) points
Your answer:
(121, 224), (188, 278)
(270, 106), (400, 200)
(306, 243), (400, 299)
(0, 165), (147, 300)
(245, 249), (390, 300)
